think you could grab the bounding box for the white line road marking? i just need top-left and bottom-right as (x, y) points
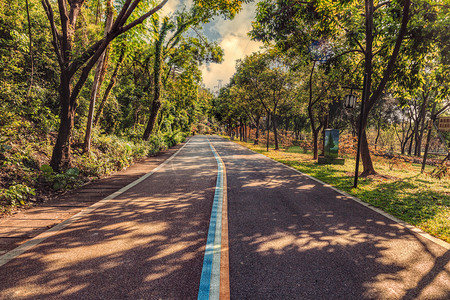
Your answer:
(198, 137), (227, 300)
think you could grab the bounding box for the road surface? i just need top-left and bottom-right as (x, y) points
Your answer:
(0, 135), (449, 299)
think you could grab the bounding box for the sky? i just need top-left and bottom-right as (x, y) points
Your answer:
(159, 1), (263, 94)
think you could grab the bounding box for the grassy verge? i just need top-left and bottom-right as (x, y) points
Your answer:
(230, 138), (450, 243)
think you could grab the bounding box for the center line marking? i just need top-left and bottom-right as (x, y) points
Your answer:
(198, 137), (229, 300)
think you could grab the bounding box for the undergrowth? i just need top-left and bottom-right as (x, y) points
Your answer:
(0, 120), (188, 215)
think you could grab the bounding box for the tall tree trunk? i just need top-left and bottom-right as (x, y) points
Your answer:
(359, 0), (411, 176)
(50, 74), (75, 171)
(254, 116), (260, 145)
(401, 141), (406, 155)
(307, 60), (321, 159)
(93, 50), (124, 126)
(312, 128), (320, 159)
(359, 130), (374, 174)
(246, 124), (248, 142)
(422, 103), (437, 173)
(143, 19), (170, 141)
(273, 115), (279, 150)
(374, 118), (381, 150)
(83, 0), (113, 153)
(359, 0), (375, 176)
(407, 135), (414, 155)
(240, 122), (243, 141)
(416, 119), (427, 157)
(414, 92), (429, 156)
(25, 0), (34, 99)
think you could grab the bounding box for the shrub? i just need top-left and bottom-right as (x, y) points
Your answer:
(40, 164), (81, 191)
(0, 184), (35, 206)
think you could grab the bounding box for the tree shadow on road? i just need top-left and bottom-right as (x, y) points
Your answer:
(211, 136), (450, 300)
(0, 137), (218, 299)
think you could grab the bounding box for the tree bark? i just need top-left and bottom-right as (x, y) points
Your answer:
(50, 74), (74, 170)
(83, 0), (114, 153)
(245, 124), (249, 142)
(307, 61), (322, 159)
(93, 50), (124, 126)
(240, 122), (243, 141)
(422, 103), (437, 173)
(359, 0), (411, 176)
(414, 91), (429, 156)
(273, 115), (279, 150)
(359, 0), (375, 176)
(254, 116), (260, 145)
(143, 19), (170, 141)
(312, 128), (320, 160)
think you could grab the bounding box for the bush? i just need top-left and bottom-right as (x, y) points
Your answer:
(164, 131), (187, 148)
(40, 164), (81, 191)
(72, 131), (187, 178)
(0, 184), (35, 207)
(0, 128), (188, 214)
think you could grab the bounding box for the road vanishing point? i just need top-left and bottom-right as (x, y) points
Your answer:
(0, 135), (449, 299)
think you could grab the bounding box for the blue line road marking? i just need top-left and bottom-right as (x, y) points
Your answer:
(198, 138), (225, 300)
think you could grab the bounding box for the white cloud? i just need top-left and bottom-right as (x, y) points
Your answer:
(200, 2), (263, 92)
(159, 0), (193, 17)
(157, 1), (263, 92)
(201, 36), (261, 90)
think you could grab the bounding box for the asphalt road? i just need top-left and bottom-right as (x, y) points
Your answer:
(0, 135), (449, 299)
(0, 136), (217, 299)
(208, 136), (450, 300)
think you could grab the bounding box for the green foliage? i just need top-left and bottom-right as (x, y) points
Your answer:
(40, 164), (53, 175)
(0, 184), (35, 207)
(164, 131), (188, 148)
(0, 0), (211, 214)
(39, 164), (80, 191)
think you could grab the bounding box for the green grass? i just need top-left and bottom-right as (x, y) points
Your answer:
(231, 139), (450, 243)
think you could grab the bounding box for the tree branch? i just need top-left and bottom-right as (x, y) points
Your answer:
(120, 0), (141, 26)
(68, 38), (104, 76)
(368, 0), (411, 111)
(374, 1), (390, 11)
(111, 0), (132, 29)
(57, 0), (70, 61)
(41, 0), (63, 67)
(119, 0), (169, 34)
(327, 49), (364, 63)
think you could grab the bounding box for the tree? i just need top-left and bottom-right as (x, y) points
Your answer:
(233, 51), (293, 150)
(93, 46), (126, 127)
(42, 0), (169, 171)
(230, 84), (265, 144)
(83, 0), (114, 153)
(142, 2), (245, 140)
(251, 0), (449, 176)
